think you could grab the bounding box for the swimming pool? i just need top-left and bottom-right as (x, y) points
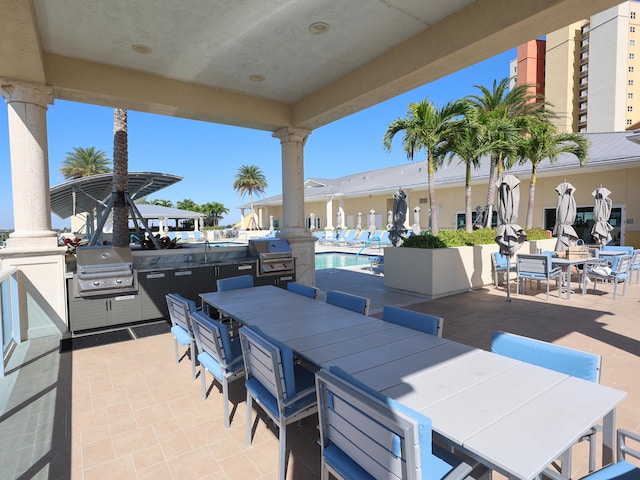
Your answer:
(315, 253), (376, 270)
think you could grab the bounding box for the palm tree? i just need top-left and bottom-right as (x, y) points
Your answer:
(111, 108), (129, 247)
(233, 165), (267, 230)
(517, 119), (589, 228)
(445, 107), (494, 232)
(176, 199), (199, 212)
(60, 146), (111, 179)
(467, 78), (549, 227)
(383, 99), (467, 236)
(200, 202), (229, 227)
(151, 199), (174, 208)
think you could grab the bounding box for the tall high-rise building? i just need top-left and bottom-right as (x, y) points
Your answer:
(515, 1), (640, 133)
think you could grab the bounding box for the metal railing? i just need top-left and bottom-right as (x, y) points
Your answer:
(1, 266), (19, 377)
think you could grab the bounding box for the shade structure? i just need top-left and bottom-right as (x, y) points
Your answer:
(591, 186), (614, 246)
(553, 181), (579, 252)
(495, 175), (527, 302)
(389, 189), (408, 246)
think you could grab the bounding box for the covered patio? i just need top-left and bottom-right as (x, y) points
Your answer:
(1, 269), (639, 479)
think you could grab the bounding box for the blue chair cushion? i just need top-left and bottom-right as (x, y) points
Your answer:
(327, 291), (367, 314)
(198, 351), (223, 380)
(491, 332), (600, 382)
(251, 327), (296, 398)
(323, 444), (376, 480)
(171, 325), (191, 346)
(382, 306), (439, 336)
(581, 460), (640, 480)
(217, 275), (254, 291)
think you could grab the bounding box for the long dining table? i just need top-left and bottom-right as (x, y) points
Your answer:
(200, 285), (627, 480)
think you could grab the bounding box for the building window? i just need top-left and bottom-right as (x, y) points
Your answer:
(630, 93), (634, 99)
(629, 106), (634, 112)
(631, 53), (636, 59)
(628, 119), (634, 125)
(631, 39), (636, 46)
(630, 66), (635, 73)
(633, 26), (637, 32)
(632, 11), (637, 19)
(630, 79), (635, 85)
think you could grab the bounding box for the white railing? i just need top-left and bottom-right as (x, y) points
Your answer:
(1, 266), (19, 377)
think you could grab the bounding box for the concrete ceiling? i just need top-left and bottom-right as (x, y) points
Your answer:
(0, 0), (621, 131)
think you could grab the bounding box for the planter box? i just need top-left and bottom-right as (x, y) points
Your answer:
(384, 238), (557, 299)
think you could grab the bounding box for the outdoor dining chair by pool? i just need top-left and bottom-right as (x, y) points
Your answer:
(583, 254), (632, 300)
(216, 274), (254, 291)
(326, 290), (370, 315)
(516, 253), (564, 300)
(578, 429), (640, 480)
(315, 366), (485, 480)
(239, 327), (318, 480)
(491, 251), (516, 289)
(382, 305), (443, 337)
(491, 331), (602, 476)
(631, 249), (640, 284)
(189, 310), (244, 428)
(166, 293), (200, 380)
(287, 281), (319, 299)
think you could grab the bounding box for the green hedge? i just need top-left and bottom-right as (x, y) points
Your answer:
(401, 228), (549, 249)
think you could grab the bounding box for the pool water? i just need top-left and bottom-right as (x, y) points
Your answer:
(315, 253), (375, 270)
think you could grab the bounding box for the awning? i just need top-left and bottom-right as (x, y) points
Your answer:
(50, 172), (182, 219)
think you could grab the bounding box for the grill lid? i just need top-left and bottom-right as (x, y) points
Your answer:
(248, 238), (292, 255)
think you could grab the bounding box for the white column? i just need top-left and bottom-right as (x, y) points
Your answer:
(272, 127), (316, 286)
(1, 80), (57, 248)
(325, 197), (334, 230)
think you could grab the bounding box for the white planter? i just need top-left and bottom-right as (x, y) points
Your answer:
(384, 239), (556, 299)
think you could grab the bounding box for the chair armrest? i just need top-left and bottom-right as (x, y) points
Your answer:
(282, 385), (317, 407)
(222, 355), (244, 369)
(619, 428), (640, 462)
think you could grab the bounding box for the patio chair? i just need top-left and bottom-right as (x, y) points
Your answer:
(379, 230), (392, 246)
(583, 254), (632, 300)
(192, 230), (202, 240)
(491, 331), (602, 475)
(326, 290), (370, 315)
(239, 327), (318, 480)
(629, 249), (640, 284)
(516, 253), (564, 300)
(338, 229), (358, 245)
(165, 293), (200, 380)
(216, 274), (254, 292)
(345, 230), (370, 247)
(315, 366), (484, 480)
(578, 429), (640, 480)
(382, 305), (443, 337)
(189, 310), (244, 428)
(491, 251), (516, 288)
(286, 281), (319, 299)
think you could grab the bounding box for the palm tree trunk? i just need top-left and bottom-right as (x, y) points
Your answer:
(526, 166), (537, 229)
(427, 153), (438, 236)
(465, 164), (472, 232)
(112, 108), (129, 247)
(484, 155), (498, 227)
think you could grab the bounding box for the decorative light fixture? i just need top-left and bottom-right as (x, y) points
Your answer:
(308, 22), (329, 34)
(249, 74), (265, 82)
(131, 44), (152, 55)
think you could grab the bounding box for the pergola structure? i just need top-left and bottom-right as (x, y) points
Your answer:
(0, 0), (621, 336)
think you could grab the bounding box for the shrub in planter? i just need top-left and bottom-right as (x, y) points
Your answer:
(401, 228), (549, 249)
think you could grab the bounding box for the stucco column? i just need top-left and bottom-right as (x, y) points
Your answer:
(272, 127), (316, 286)
(325, 197), (334, 230)
(1, 80), (57, 248)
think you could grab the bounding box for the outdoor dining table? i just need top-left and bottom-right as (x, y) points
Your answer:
(200, 285), (627, 480)
(551, 256), (593, 300)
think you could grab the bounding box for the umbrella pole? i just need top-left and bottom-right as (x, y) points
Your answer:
(506, 255), (512, 302)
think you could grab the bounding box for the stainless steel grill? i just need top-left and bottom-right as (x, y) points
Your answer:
(75, 246), (137, 297)
(248, 238), (294, 276)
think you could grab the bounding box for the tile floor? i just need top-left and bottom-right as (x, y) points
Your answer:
(1, 267), (640, 479)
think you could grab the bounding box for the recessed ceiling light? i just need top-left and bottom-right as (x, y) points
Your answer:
(308, 22), (329, 34)
(249, 74), (265, 82)
(131, 44), (152, 55)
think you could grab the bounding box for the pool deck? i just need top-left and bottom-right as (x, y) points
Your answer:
(2, 243), (640, 479)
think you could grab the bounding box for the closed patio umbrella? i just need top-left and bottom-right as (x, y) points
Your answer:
(389, 189), (408, 246)
(553, 181), (579, 252)
(495, 174), (527, 302)
(591, 186), (613, 246)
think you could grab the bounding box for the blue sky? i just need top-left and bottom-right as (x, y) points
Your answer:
(0, 49), (515, 229)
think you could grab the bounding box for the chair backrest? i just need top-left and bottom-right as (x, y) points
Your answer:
(602, 245), (634, 255)
(287, 281), (318, 299)
(166, 293), (197, 334)
(216, 274), (254, 292)
(491, 331), (601, 383)
(192, 230), (202, 240)
(382, 306), (443, 337)
(611, 254), (633, 274)
(190, 310), (236, 366)
(358, 231), (370, 242)
(326, 290), (370, 315)
(379, 230), (392, 244)
(239, 327), (296, 408)
(316, 366), (434, 480)
(632, 249), (640, 269)
(492, 252), (508, 269)
(517, 254), (552, 276)
(167, 231), (177, 240)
